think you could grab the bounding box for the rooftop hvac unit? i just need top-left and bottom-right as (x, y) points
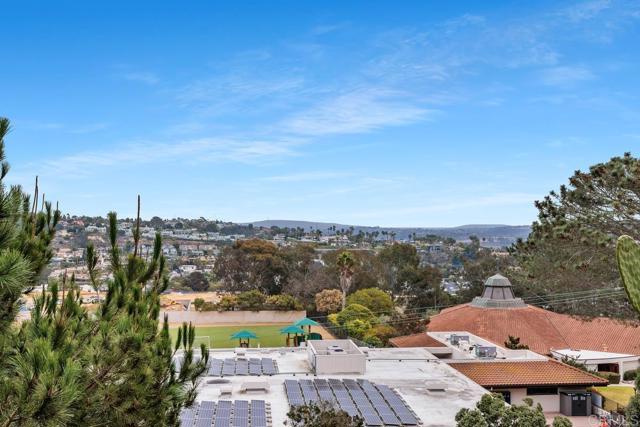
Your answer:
(475, 346), (497, 359)
(450, 335), (470, 346)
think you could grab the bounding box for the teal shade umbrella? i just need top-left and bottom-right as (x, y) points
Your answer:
(280, 325), (305, 335)
(230, 330), (258, 347)
(295, 317), (319, 334)
(280, 325), (305, 347)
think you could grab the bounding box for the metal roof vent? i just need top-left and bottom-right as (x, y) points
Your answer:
(470, 274), (527, 309)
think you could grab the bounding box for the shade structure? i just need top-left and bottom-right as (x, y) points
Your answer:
(280, 325), (305, 335)
(230, 330), (258, 348)
(295, 317), (319, 335)
(230, 330), (258, 339)
(295, 317), (319, 328)
(280, 325), (304, 347)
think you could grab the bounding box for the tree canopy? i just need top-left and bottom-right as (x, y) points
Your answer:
(0, 118), (207, 426)
(512, 153), (640, 318)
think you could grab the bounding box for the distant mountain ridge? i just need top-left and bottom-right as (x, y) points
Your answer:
(249, 220), (531, 242)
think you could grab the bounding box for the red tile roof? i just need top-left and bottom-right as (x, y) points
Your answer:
(388, 333), (447, 348)
(449, 360), (608, 388)
(423, 303), (640, 355)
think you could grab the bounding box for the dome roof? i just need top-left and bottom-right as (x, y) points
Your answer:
(470, 273), (526, 308)
(484, 273), (512, 288)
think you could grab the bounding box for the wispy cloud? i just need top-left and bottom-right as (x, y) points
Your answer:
(539, 66), (595, 87)
(282, 88), (434, 136)
(18, 120), (108, 134)
(545, 136), (588, 148)
(23, 137), (301, 179)
(120, 71), (160, 85)
(261, 171), (351, 182)
(352, 192), (540, 220)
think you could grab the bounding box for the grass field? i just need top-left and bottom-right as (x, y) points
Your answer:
(169, 324), (314, 348)
(592, 386), (635, 411)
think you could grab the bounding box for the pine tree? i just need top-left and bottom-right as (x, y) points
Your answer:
(0, 118), (208, 426)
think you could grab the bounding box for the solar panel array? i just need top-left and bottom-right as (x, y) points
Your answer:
(173, 356), (278, 377)
(284, 379), (419, 427)
(179, 400), (270, 427)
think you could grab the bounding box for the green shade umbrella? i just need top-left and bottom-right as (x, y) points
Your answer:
(230, 330), (257, 347)
(280, 325), (305, 335)
(280, 325), (305, 347)
(295, 317), (319, 334)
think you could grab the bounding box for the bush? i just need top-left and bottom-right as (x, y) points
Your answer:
(344, 319), (372, 339)
(192, 298), (216, 311)
(237, 290), (267, 311)
(627, 394), (640, 425)
(365, 324), (398, 346)
(315, 289), (343, 314)
(193, 298), (205, 311)
(336, 304), (376, 326)
(624, 369), (638, 381)
(552, 416), (572, 427)
(266, 294), (303, 311)
(346, 288), (394, 315)
(598, 372), (621, 384)
(216, 294), (238, 311)
(327, 313), (339, 326)
(286, 401), (364, 427)
(362, 333), (383, 347)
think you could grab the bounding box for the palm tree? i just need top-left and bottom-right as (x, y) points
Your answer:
(336, 251), (355, 309)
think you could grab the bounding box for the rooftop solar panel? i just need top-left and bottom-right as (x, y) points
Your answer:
(213, 419), (229, 427)
(200, 401), (216, 410)
(194, 419), (211, 427)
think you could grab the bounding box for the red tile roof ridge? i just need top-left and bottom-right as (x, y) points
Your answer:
(545, 358), (608, 383)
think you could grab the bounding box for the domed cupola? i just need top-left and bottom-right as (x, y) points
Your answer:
(470, 273), (526, 308)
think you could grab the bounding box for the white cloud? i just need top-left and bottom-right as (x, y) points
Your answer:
(22, 137), (301, 179)
(539, 66), (595, 87)
(561, 0), (612, 22)
(352, 192), (540, 220)
(261, 171), (350, 182)
(282, 88), (433, 136)
(121, 71), (160, 85)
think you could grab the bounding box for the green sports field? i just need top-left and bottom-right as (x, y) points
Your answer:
(169, 324), (306, 349)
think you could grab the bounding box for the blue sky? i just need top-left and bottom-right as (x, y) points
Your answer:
(1, 0), (639, 226)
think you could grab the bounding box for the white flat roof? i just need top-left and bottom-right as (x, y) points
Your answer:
(551, 348), (637, 361)
(190, 345), (486, 426)
(428, 331), (547, 362)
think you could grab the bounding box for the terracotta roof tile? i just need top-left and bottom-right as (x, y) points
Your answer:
(449, 360), (608, 388)
(388, 333), (447, 348)
(423, 303), (640, 355)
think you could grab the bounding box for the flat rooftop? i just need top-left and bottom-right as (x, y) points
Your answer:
(185, 343), (487, 426)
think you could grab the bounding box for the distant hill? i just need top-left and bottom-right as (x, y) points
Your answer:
(249, 220), (531, 245)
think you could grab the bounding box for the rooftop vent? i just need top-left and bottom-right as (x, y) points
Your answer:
(470, 274), (527, 309)
(450, 335), (470, 346)
(475, 346), (498, 359)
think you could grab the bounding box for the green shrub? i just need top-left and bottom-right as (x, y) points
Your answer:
(552, 416), (573, 427)
(193, 298), (205, 311)
(216, 294), (238, 311)
(598, 372), (621, 384)
(266, 294), (303, 311)
(346, 288), (394, 315)
(624, 369), (638, 381)
(365, 324), (398, 345)
(344, 319), (371, 339)
(327, 313), (339, 326)
(237, 290), (267, 311)
(363, 334), (383, 348)
(336, 304), (376, 326)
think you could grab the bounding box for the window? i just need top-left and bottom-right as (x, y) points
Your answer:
(526, 387), (558, 395)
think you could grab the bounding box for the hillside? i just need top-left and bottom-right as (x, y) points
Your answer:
(249, 220), (531, 244)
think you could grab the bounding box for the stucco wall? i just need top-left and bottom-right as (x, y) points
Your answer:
(496, 388), (560, 412)
(161, 310), (307, 325)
